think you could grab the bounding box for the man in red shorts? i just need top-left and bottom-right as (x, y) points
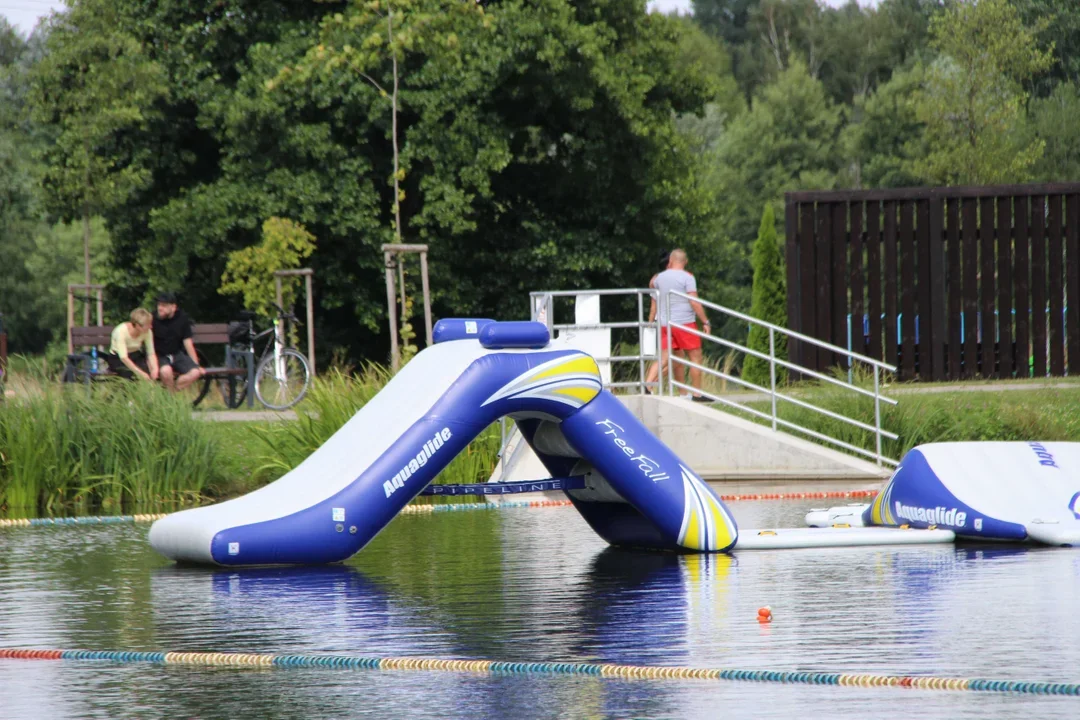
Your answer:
(651, 249), (710, 401)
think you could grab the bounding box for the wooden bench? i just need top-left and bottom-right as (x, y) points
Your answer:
(64, 324), (254, 408)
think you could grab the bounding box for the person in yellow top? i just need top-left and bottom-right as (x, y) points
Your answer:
(105, 308), (160, 381)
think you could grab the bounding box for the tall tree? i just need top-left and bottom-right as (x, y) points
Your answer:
(841, 65), (926, 188)
(910, 0), (1053, 185)
(742, 203), (787, 387)
(1029, 81), (1080, 181)
(29, 1), (167, 321)
(62, 0), (717, 362)
(1013, 0), (1080, 92)
(712, 61), (842, 260)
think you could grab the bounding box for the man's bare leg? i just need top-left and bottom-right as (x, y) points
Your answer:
(159, 365), (175, 390)
(175, 368), (204, 391)
(672, 350), (688, 387)
(688, 347), (705, 395)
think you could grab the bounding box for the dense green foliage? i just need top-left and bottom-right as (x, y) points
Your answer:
(2, 0), (1079, 367)
(742, 204), (787, 387)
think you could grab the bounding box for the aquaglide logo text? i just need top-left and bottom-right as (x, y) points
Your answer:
(384, 428), (452, 498)
(894, 501), (967, 528)
(1028, 442), (1059, 469)
(595, 419), (671, 482)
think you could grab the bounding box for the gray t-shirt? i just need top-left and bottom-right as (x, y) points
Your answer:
(653, 268), (698, 325)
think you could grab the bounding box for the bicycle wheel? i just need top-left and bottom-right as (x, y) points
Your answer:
(254, 348), (311, 410)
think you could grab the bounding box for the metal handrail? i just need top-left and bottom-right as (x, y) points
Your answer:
(664, 289), (898, 467)
(671, 291), (897, 371)
(670, 320), (899, 404)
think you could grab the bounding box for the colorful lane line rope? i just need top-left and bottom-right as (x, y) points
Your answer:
(0, 648), (1075, 696)
(0, 514), (168, 528)
(0, 490), (880, 528)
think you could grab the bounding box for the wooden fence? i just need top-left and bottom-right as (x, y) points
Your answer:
(784, 184), (1080, 381)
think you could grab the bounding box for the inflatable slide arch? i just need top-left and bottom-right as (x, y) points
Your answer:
(150, 320), (739, 566)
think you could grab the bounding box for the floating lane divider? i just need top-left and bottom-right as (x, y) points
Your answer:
(0, 490), (881, 529)
(0, 514), (168, 528)
(0, 648), (1076, 696)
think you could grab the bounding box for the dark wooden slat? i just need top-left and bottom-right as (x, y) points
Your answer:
(1014, 196), (1030, 379)
(962, 198), (979, 378)
(980, 197), (997, 378)
(71, 327), (114, 346)
(916, 200), (932, 379)
(849, 202), (865, 356)
(1067, 193), (1080, 376)
(786, 182), (1080, 203)
(785, 200), (801, 372)
(884, 200), (899, 370)
(1049, 195), (1065, 375)
(928, 198), (946, 381)
(832, 202), (848, 368)
(799, 202), (817, 371)
(816, 203), (833, 371)
(1031, 195), (1048, 378)
(899, 201), (916, 380)
(867, 201), (883, 362)
(947, 198), (962, 379)
(997, 195), (1013, 378)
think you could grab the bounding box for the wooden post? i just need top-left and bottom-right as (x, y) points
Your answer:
(96, 288), (103, 326)
(397, 257), (406, 320)
(420, 250), (432, 345)
(305, 272), (315, 375)
(381, 244), (430, 367)
(385, 250), (399, 371)
(67, 287), (75, 354)
(273, 269), (316, 375)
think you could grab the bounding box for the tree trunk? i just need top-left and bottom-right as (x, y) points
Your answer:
(82, 208), (91, 326)
(389, 5), (402, 243)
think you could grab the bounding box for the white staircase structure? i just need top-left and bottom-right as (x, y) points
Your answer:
(490, 288), (897, 491)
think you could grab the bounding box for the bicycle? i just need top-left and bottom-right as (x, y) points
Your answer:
(220, 305), (312, 410)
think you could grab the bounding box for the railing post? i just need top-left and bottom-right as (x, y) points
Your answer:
(498, 417), (508, 482)
(874, 365), (883, 467)
(666, 301), (673, 397)
(769, 328), (777, 431)
(637, 291), (645, 395)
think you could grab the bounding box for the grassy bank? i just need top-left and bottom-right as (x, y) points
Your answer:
(0, 364), (501, 515)
(0, 381), (229, 513)
(744, 381), (1080, 461)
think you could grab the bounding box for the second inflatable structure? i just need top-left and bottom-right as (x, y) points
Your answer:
(150, 320), (738, 566)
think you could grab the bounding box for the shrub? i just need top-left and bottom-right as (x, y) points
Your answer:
(742, 204), (788, 388)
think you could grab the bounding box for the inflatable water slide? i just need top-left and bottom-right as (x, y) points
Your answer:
(150, 319), (1080, 567)
(150, 320), (740, 566)
(807, 441), (1080, 546)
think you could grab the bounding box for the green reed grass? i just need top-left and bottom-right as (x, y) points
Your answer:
(0, 381), (229, 513)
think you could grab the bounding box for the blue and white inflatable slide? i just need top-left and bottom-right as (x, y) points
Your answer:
(808, 442), (1080, 546)
(150, 320), (739, 566)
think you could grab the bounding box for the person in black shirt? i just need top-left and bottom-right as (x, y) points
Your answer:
(153, 292), (205, 391)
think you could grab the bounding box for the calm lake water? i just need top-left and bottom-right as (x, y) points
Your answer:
(1, 500), (1079, 719)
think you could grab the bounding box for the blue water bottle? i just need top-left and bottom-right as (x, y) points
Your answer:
(90, 346), (98, 373)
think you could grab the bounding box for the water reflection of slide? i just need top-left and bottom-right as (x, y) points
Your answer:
(150, 320), (738, 566)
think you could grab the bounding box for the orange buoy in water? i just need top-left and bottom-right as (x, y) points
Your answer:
(757, 606), (772, 623)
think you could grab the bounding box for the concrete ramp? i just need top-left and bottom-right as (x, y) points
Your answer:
(492, 395), (889, 492)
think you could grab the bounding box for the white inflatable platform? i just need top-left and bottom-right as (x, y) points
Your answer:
(817, 442), (1080, 546)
